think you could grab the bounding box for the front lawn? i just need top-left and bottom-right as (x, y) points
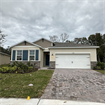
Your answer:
(0, 70), (54, 98)
(95, 70), (105, 74)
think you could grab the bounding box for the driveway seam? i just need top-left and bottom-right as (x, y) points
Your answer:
(37, 98), (41, 105)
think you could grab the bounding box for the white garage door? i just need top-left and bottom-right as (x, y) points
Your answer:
(56, 54), (90, 69)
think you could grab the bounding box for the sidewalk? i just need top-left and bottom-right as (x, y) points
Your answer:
(0, 98), (105, 105)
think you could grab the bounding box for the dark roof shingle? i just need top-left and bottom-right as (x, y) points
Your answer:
(52, 42), (91, 47)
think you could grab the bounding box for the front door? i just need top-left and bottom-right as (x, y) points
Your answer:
(46, 54), (49, 66)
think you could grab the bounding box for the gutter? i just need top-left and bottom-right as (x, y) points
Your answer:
(48, 46), (99, 49)
(0, 52), (10, 56)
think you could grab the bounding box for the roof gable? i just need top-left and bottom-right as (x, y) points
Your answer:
(33, 38), (52, 48)
(17, 41), (34, 46)
(33, 38), (52, 43)
(10, 40), (43, 49)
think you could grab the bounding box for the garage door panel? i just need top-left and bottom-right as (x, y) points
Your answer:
(56, 54), (90, 69)
(56, 55), (72, 68)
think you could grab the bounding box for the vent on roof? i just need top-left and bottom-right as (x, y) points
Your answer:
(53, 43), (55, 46)
(24, 41), (26, 45)
(42, 38), (44, 42)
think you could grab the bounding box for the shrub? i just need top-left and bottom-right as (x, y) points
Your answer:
(97, 66), (101, 70)
(18, 67), (21, 70)
(0, 66), (17, 73)
(18, 62), (24, 68)
(22, 65), (28, 72)
(17, 67), (23, 73)
(96, 62), (102, 67)
(1, 67), (9, 73)
(93, 66), (97, 70)
(0, 68), (3, 72)
(101, 62), (105, 69)
(28, 66), (33, 70)
(0, 61), (37, 73)
(28, 66), (33, 72)
(27, 61), (31, 67)
(96, 62), (105, 70)
(9, 66), (17, 73)
(12, 61), (24, 68)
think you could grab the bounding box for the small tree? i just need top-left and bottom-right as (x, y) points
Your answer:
(66, 40), (71, 43)
(0, 30), (7, 47)
(73, 38), (81, 44)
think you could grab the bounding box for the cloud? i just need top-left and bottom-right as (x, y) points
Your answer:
(0, 0), (105, 47)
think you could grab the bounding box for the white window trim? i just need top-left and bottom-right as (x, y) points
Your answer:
(11, 49), (38, 61)
(29, 50), (36, 61)
(16, 50), (23, 61)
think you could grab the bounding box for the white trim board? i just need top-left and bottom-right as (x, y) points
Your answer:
(55, 52), (91, 55)
(14, 46), (37, 47)
(10, 40), (44, 49)
(48, 46), (99, 49)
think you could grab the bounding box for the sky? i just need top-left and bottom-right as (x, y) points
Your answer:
(0, 0), (105, 48)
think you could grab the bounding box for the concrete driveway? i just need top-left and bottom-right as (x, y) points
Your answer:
(41, 69), (105, 103)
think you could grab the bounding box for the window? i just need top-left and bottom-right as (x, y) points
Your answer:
(17, 50), (22, 60)
(30, 50), (35, 60)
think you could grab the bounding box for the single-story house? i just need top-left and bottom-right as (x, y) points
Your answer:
(10, 38), (99, 69)
(0, 52), (10, 65)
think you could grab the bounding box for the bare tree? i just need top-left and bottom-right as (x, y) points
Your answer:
(49, 33), (69, 42)
(0, 30), (7, 47)
(49, 35), (60, 42)
(60, 33), (69, 42)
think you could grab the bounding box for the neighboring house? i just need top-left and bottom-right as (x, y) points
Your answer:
(0, 52), (10, 65)
(10, 38), (99, 69)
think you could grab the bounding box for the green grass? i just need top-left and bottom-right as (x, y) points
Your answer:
(0, 70), (54, 98)
(95, 70), (105, 74)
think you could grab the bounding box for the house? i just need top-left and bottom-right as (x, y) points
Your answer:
(10, 38), (99, 69)
(0, 52), (10, 65)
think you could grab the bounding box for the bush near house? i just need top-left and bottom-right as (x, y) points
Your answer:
(93, 62), (105, 70)
(0, 66), (17, 73)
(0, 61), (37, 73)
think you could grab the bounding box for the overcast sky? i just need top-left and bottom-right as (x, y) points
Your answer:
(0, 0), (105, 48)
